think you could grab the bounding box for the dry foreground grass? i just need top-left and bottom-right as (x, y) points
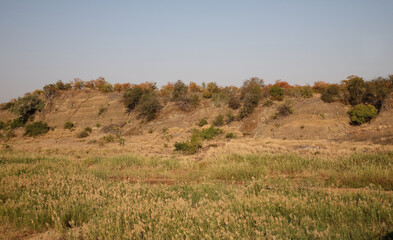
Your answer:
(0, 145), (393, 240)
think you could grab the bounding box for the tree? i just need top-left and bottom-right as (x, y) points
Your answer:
(348, 104), (377, 125)
(343, 75), (366, 106)
(9, 94), (44, 123)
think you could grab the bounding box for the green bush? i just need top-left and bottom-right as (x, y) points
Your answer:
(197, 118), (208, 127)
(172, 80), (188, 101)
(64, 121), (74, 130)
(348, 104), (378, 125)
(84, 127), (92, 133)
(102, 134), (115, 143)
(24, 121), (50, 137)
(10, 118), (25, 129)
(345, 76), (366, 106)
(0, 121), (6, 130)
(198, 125), (223, 140)
(123, 86), (144, 112)
(301, 86), (313, 98)
(321, 85), (340, 103)
(9, 94), (44, 123)
(269, 85), (284, 101)
(213, 114), (224, 126)
(136, 92), (162, 121)
(225, 132), (235, 139)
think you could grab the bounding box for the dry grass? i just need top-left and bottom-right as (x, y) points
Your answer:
(0, 149), (392, 239)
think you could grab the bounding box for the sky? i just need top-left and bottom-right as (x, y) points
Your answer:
(0, 0), (393, 102)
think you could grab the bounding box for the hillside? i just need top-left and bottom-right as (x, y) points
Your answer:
(1, 88), (392, 159)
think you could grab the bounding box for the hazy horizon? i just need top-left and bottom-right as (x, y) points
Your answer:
(1, 0), (393, 102)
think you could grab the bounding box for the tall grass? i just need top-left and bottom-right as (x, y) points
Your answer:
(0, 151), (392, 239)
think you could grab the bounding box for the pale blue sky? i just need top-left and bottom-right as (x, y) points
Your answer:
(1, 0), (392, 102)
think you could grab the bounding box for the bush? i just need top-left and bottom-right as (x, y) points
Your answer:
(64, 121), (74, 130)
(273, 101), (293, 119)
(136, 92), (162, 121)
(84, 127), (92, 133)
(363, 77), (393, 111)
(202, 82), (220, 98)
(269, 85), (284, 101)
(0, 121), (6, 130)
(102, 134), (115, 143)
(213, 114), (224, 126)
(198, 125), (223, 140)
(174, 125), (222, 154)
(228, 94), (241, 109)
(10, 118), (25, 129)
(123, 86), (144, 112)
(174, 140), (201, 154)
(98, 106), (106, 115)
(172, 80), (188, 101)
(301, 86), (313, 98)
(77, 130), (89, 138)
(321, 85), (340, 103)
(225, 132), (235, 139)
(348, 104), (378, 125)
(24, 121), (50, 137)
(9, 94), (44, 123)
(197, 118), (208, 127)
(344, 75), (366, 106)
(4, 130), (16, 141)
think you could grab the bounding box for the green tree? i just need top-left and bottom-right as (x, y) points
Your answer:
(9, 94), (44, 123)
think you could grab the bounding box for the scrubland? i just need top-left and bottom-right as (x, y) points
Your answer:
(1, 150), (392, 239)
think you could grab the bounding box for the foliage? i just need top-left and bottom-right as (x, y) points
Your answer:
(237, 78), (263, 119)
(269, 85), (284, 101)
(43, 84), (58, 99)
(136, 92), (162, 121)
(343, 75), (366, 106)
(225, 132), (235, 139)
(0, 121), (6, 130)
(84, 127), (92, 133)
(273, 101), (293, 119)
(9, 94), (44, 123)
(197, 118), (208, 127)
(312, 81), (330, 93)
(363, 77), (393, 111)
(202, 82), (220, 98)
(123, 86), (144, 112)
(98, 106), (106, 116)
(300, 86), (313, 98)
(348, 104), (378, 125)
(63, 121), (74, 130)
(77, 130), (89, 138)
(321, 84), (341, 103)
(24, 121), (50, 137)
(228, 94), (241, 109)
(172, 80), (188, 101)
(174, 125), (223, 154)
(10, 118), (25, 129)
(212, 114), (225, 126)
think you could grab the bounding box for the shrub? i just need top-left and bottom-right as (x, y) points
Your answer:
(77, 130), (89, 138)
(198, 125), (223, 140)
(213, 114), (225, 126)
(225, 132), (235, 139)
(348, 104), (378, 125)
(123, 86), (144, 112)
(226, 111), (235, 124)
(24, 121), (50, 137)
(228, 94), (241, 109)
(263, 100), (273, 107)
(202, 82), (220, 98)
(10, 118), (25, 129)
(0, 121), (6, 130)
(43, 84), (58, 99)
(102, 134), (115, 143)
(84, 127), (92, 133)
(1, 101), (14, 110)
(269, 85), (284, 101)
(301, 86), (313, 98)
(197, 118), (208, 127)
(64, 121), (74, 130)
(9, 94), (44, 123)
(321, 85), (340, 103)
(172, 80), (188, 101)
(190, 94), (200, 108)
(273, 101), (293, 119)
(344, 75), (366, 106)
(363, 77), (393, 111)
(173, 140), (201, 154)
(4, 130), (16, 141)
(136, 92), (162, 121)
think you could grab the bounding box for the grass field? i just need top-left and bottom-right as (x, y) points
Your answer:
(0, 150), (392, 239)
